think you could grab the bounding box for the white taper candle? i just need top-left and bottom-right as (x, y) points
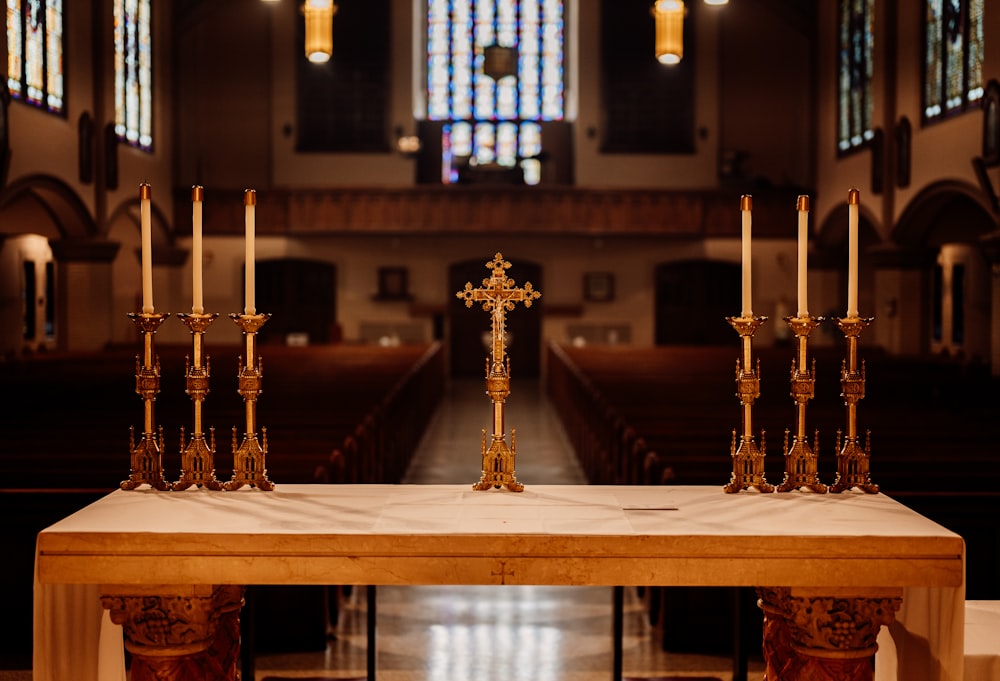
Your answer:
(847, 188), (859, 318)
(741, 194), (752, 318)
(244, 189), (256, 316)
(797, 195), (809, 318)
(140, 183), (153, 314)
(192, 185), (204, 314)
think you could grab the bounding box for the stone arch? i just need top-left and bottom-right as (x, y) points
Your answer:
(892, 180), (994, 249)
(892, 180), (996, 361)
(0, 174), (97, 240)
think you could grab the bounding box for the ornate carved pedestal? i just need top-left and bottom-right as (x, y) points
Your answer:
(101, 585), (245, 681)
(757, 587), (901, 681)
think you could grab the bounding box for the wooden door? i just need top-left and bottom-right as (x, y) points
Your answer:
(255, 259), (337, 345)
(655, 260), (740, 345)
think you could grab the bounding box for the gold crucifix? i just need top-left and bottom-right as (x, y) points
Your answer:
(457, 252), (541, 492)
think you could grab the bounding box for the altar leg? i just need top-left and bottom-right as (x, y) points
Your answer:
(757, 587), (901, 681)
(101, 585), (246, 681)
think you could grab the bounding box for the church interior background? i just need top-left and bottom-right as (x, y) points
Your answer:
(2, 0), (999, 677)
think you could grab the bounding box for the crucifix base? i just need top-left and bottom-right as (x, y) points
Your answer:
(473, 429), (524, 492)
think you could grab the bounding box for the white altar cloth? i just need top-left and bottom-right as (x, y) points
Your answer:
(962, 601), (1000, 680)
(33, 484), (965, 680)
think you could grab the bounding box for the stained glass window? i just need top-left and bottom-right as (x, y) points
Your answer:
(837, 0), (873, 154)
(923, 0), (983, 122)
(427, 0), (564, 185)
(6, 0), (64, 113)
(114, 0), (152, 150)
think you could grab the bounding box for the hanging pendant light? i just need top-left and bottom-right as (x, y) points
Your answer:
(652, 0), (685, 65)
(304, 0), (337, 64)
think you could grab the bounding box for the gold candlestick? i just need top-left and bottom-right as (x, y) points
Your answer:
(174, 312), (223, 490)
(456, 252), (541, 492)
(830, 316), (879, 493)
(777, 315), (827, 493)
(122, 312), (171, 491)
(724, 315), (773, 493)
(224, 312), (274, 491)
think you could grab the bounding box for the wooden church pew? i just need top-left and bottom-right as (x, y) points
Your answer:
(545, 340), (1000, 665)
(0, 341), (445, 664)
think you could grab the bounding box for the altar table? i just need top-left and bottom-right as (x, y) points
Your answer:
(33, 484), (965, 681)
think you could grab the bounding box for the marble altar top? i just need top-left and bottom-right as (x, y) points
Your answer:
(35, 484), (963, 590)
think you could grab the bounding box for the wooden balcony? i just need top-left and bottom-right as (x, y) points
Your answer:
(184, 186), (807, 239)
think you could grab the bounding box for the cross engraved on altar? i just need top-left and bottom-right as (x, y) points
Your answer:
(457, 252), (541, 492)
(491, 561), (515, 584)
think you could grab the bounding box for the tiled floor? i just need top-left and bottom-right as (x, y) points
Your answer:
(253, 379), (765, 681)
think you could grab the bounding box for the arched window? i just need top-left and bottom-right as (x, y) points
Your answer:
(923, 0), (983, 123)
(114, 0), (152, 150)
(837, 0), (873, 154)
(426, 0), (564, 185)
(6, 0), (64, 114)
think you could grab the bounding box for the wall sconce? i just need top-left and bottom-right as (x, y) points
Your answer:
(395, 126), (422, 158)
(304, 0), (336, 64)
(652, 0), (685, 65)
(483, 43), (518, 80)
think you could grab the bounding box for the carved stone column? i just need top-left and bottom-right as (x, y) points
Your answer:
(757, 586), (902, 681)
(101, 584), (245, 681)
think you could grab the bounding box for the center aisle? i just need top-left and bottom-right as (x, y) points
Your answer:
(401, 379), (586, 486)
(253, 379), (761, 680)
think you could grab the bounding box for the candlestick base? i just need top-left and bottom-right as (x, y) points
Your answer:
(123, 426), (170, 491)
(122, 312), (171, 491)
(724, 431), (774, 493)
(225, 427), (274, 491)
(777, 429), (827, 493)
(174, 429), (224, 491)
(830, 431), (878, 494)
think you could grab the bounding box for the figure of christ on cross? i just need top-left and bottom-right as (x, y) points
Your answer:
(457, 252), (541, 491)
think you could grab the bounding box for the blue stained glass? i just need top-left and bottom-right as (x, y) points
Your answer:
(7, 0), (62, 112)
(44, 0), (62, 110)
(474, 122), (495, 164)
(452, 121), (473, 157)
(426, 0), (564, 183)
(519, 121), (541, 158)
(497, 121), (518, 165)
(114, 0), (153, 150)
(837, 0), (873, 153)
(923, 0), (983, 122)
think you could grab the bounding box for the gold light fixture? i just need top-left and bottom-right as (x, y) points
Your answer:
(652, 0), (685, 65)
(304, 0), (336, 64)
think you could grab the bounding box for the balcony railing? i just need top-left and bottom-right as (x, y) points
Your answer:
(184, 186), (807, 239)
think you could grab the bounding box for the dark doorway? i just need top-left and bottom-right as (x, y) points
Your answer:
(448, 258), (543, 378)
(655, 260), (740, 345)
(255, 259), (338, 345)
